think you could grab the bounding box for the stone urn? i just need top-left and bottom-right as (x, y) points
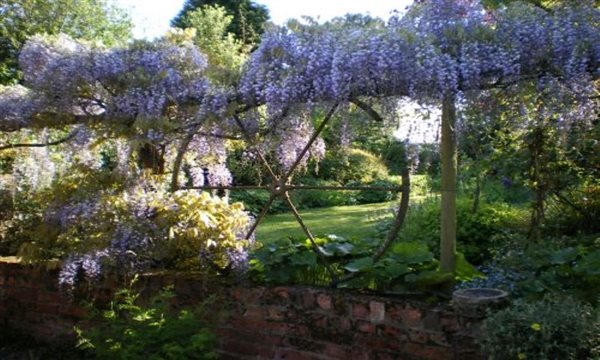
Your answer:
(452, 288), (509, 318)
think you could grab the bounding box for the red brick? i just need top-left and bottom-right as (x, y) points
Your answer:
(405, 343), (451, 360)
(324, 343), (350, 358)
(440, 315), (459, 332)
(401, 307), (423, 328)
(338, 317), (352, 331)
(314, 315), (328, 328)
(243, 305), (264, 319)
(274, 286), (289, 299)
(295, 324), (311, 337)
(374, 351), (396, 360)
(274, 348), (315, 360)
(60, 305), (88, 318)
(230, 287), (243, 301)
(352, 303), (369, 319)
(350, 349), (370, 360)
(37, 303), (59, 314)
(266, 306), (286, 321)
(429, 332), (449, 346)
(302, 292), (316, 309)
(37, 292), (63, 303)
(357, 320), (375, 333)
(380, 325), (406, 340)
(316, 293), (332, 310)
(221, 339), (261, 356)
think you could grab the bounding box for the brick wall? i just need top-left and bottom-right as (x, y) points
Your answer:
(0, 260), (484, 359)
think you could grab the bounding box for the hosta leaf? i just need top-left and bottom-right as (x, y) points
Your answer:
(344, 257), (373, 273)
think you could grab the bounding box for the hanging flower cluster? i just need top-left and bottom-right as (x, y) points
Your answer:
(240, 0), (598, 109)
(1, 34), (230, 132)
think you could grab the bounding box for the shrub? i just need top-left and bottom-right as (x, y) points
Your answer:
(355, 178), (400, 204)
(545, 182), (600, 236)
(77, 278), (218, 360)
(378, 197), (527, 265)
(229, 189), (288, 214)
(486, 237), (600, 303)
(319, 148), (390, 184)
(292, 178), (358, 208)
(479, 296), (598, 359)
(7, 168), (252, 286)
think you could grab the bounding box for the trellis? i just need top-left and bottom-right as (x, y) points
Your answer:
(177, 102), (410, 287)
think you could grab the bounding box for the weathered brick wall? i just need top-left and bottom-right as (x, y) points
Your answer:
(0, 261), (484, 359)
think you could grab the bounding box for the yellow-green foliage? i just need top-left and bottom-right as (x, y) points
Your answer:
(347, 148), (390, 183)
(320, 148), (390, 184)
(156, 190), (250, 269)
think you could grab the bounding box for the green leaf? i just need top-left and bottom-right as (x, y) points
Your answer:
(454, 252), (483, 281)
(550, 247), (579, 265)
(318, 246), (334, 257)
(573, 250), (600, 276)
(409, 270), (453, 286)
(323, 242), (354, 256)
(380, 262), (410, 278)
(344, 257), (373, 273)
(390, 242), (434, 264)
(289, 251), (317, 266)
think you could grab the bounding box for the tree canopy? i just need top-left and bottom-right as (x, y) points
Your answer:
(171, 0), (270, 46)
(0, 0), (132, 85)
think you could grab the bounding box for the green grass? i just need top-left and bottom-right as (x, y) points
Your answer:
(256, 202), (396, 243)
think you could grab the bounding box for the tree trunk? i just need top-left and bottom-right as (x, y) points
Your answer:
(528, 125), (545, 242)
(472, 172), (482, 214)
(440, 94), (457, 273)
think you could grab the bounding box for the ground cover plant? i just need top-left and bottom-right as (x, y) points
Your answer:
(76, 277), (218, 360)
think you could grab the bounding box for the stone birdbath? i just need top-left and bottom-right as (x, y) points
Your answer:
(452, 288), (509, 319)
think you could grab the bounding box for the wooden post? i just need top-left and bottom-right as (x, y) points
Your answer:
(440, 93), (457, 273)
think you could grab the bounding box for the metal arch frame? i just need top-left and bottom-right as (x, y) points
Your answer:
(175, 100), (410, 288)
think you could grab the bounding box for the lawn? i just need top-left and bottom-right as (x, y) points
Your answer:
(255, 202), (396, 243)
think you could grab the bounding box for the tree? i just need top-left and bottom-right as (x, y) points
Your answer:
(0, 0), (132, 85)
(173, 5), (247, 84)
(171, 0), (269, 46)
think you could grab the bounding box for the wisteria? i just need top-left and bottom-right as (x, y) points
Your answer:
(2, 34), (224, 132)
(274, 113), (326, 171)
(240, 0), (598, 110)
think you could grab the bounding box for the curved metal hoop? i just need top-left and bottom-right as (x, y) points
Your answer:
(178, 101), (410, 287)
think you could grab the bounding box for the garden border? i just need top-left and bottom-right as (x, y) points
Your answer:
(0, 260), (485, 359)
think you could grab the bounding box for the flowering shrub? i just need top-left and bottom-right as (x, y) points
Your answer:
(5, 166), (251, 286)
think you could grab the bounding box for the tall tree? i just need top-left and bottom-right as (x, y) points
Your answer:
(0, 0), (132, 85)
(173, 5), (247, 84)
(171, 0), (269, 46)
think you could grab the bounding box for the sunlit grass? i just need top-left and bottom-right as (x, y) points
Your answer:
(256, 202), (396, 243)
